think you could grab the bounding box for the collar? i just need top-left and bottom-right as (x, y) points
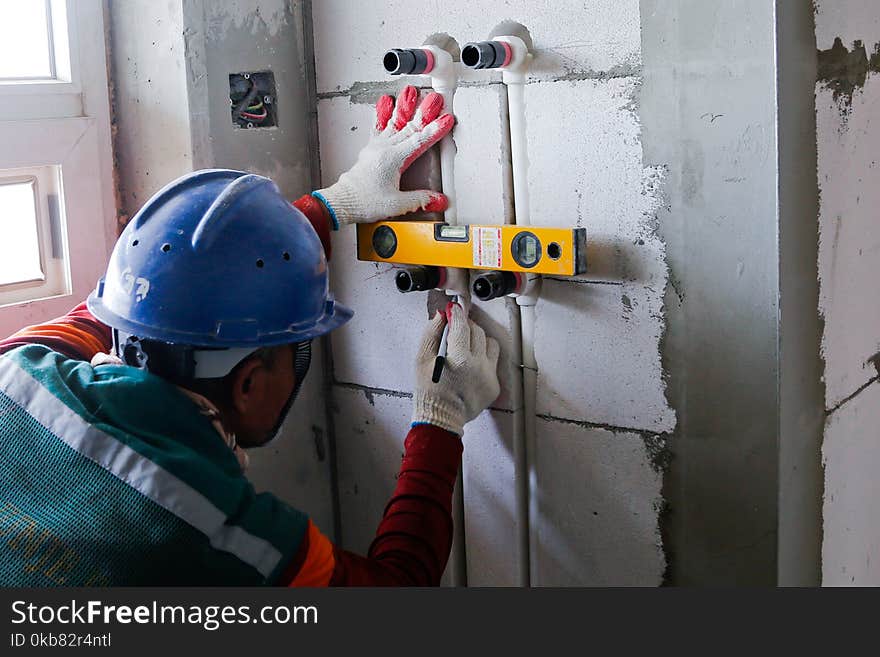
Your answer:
(90, 351), (249, 471)
(176, 388), (250, 472)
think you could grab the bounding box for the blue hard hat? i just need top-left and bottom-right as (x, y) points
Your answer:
(88, 169), (353, 348)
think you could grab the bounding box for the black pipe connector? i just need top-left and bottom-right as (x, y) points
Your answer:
(396, 266), (442, 293)
(383, 48), (431, 75)
(472, 270), (519, 301)
(461, 41), (508, 69)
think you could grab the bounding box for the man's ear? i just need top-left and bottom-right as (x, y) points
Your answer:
(229, 357), (265, 415)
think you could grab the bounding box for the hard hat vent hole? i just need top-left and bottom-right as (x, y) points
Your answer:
(132, 239), (139, 246)
(282, 252), (290, 261)
(256, 259), (264, 268)
(161, 243), (171, 253)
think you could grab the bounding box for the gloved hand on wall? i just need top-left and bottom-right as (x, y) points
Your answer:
(313, 85), (453, 227)
(412, 303), (501, 436)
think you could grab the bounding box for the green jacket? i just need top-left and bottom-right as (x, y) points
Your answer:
(0, 345), (308, 585)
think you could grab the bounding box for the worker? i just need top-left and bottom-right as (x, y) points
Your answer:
(0, 86), (500, 586)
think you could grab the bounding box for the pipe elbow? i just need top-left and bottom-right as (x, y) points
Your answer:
(514, 275), (542, 306)
(461, 35), (530, 79)
(383, 46), (456, 86)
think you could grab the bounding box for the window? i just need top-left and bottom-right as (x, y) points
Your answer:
(0, 0), (114, 335)
(0, 0), (72, 85)
(0, 167), (69, 307)
(0, 1), (55, 80)
(0, 180), (42, 285)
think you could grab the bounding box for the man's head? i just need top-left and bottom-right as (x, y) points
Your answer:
(87, 169), (351, 447)
(181, 343), (308, 448)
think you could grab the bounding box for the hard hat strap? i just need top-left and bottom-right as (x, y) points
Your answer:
(112, 329), (258, 381)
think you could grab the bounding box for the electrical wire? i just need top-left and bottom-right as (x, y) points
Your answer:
(241, 110), (268, 121)
(232, 79), (260, 121)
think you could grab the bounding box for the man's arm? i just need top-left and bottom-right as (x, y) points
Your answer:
(280, 304), (500, 586)
(280, 424), (461, 587)
(292, 193), (334, 260)
(0, 302), (112, 360)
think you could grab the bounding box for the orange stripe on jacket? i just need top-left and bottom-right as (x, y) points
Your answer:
(287, 520), (335, 587)
(1, 302), (112, 361)
(7, 324), (106, 359)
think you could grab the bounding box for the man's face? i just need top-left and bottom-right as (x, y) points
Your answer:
(231, 345), (298, 448)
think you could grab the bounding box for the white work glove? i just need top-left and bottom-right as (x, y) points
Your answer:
(314, 85), (454, 227)
(412, 303), (501, 436)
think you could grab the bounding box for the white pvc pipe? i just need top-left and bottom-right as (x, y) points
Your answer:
(504, 78), (530, 230)
(424, 47), (468, 299)
(497, 35), (537, 588)
(518, 303), (538, 583)
(422, 46), (468, 587)
(434, 90), (457, 226)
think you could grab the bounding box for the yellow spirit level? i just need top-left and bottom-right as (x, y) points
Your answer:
(357, 222), (587, 276)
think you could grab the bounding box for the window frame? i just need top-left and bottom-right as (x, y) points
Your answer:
(0, 166), (70, 307)
(0, 0), (115, 337)
(0, 0), (77, 89)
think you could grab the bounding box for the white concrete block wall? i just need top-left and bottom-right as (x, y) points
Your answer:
(526, 78), (672, 431)
(816, 0), (880, 584)
(461, 410), (518, 586)
(533, 420), (664, 586)
(314, 0), (672, 585)
(816, 81), (880, 408)
(537, 278), (671, 432)
(332, 387), (413, 554)
(822, 380), (880, 585)
(319, 97), (427, 393)
(452, 85), (511, 227)
(312, 0), (641, 94)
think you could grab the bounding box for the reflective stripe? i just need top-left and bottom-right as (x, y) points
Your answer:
(0, 354), (282, 578)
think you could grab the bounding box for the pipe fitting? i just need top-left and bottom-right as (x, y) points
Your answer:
(383, 45), (456, 96)
(514, 275), (542, 307)
(472, 271), (521, 301)
(461, 36), (529, 76)
(461, 40), (510, 69)
(439, 267), (469, 298)
(383, 48), (434, 76)
(395, 266), (444, 293)
(383, 46), (454, 79)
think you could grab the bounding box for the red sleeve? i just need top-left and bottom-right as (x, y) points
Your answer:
(0, 302), (112, 361)
(329, 424), (462, 586)
(293, 194), (333, 261)
(279, 424), (462, 587)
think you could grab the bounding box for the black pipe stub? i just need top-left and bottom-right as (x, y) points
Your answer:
(461, 40), (510, 69)
(396, 266), (441, 293)
(383, 48), (431, 75)
(473, 270), (519, 301)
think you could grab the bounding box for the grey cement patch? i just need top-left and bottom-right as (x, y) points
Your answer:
(817, 37), (880, 107)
